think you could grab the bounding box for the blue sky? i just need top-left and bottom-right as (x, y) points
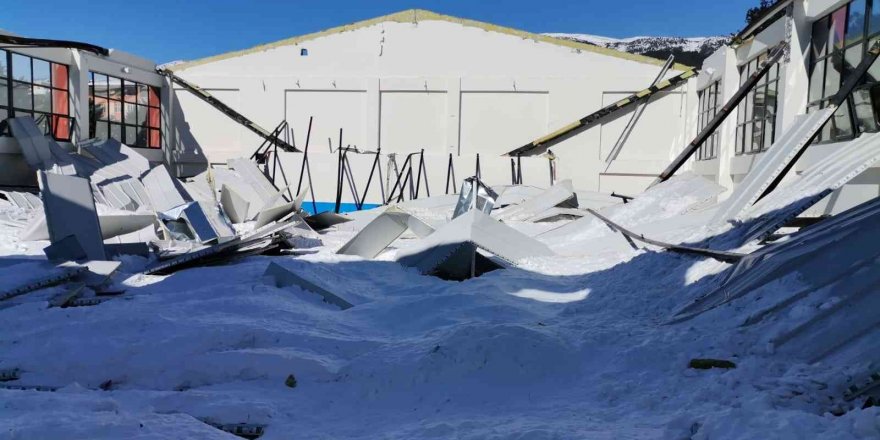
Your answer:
(3, 0), (761, 63)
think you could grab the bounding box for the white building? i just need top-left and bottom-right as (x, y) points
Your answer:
(167, 9), (697, 205)
(693, 0), (880, 215)
(0, 31), (173, 186)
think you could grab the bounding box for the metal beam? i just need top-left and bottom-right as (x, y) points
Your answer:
(0, 34), (109, 56)
(757, 39), (880, 201)
(585, 208), (745, 263)
(605, 55), (675, 167)
(505, 69), (697, 157)
(652, 42), (787, 186)
(160, 69), (300, 153)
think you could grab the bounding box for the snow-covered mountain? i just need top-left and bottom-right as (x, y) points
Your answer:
(545, 33), (730, 68)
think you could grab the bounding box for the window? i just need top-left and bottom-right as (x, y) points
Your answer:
(696, 80), (721, 160)
(735, 53), (780, 155)
(88, 72), (161, 148)
(300, 48), (308, 56)
(808, 0), (880, 142)
(0, 49), (72, 141)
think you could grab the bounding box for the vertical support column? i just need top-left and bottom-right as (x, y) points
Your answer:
(161, 75), (177, 173)
(69, 51), (88, 145)
(446, 77), (461, 155)
(782, 2), (809, 132)
(366, 77), (381, 149)
(716, 47), (740, 191)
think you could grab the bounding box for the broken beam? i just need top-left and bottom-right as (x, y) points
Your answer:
(652, 42), (787, 186)
(505, 68), (697, 157)
(159, 69), (300, 153)
(585, 208), (745, 263)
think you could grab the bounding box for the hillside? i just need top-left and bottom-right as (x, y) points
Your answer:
(545, 33), (730, 68)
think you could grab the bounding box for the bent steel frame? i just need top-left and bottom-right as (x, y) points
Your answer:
(505, 68), (697, 157)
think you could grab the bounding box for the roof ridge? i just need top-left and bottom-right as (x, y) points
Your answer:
(171, 8), (693, 72)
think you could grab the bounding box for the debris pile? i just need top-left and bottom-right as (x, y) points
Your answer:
(0, 116), (326, 309)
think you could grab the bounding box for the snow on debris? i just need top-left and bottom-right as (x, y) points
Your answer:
(2, 181), (880, 439)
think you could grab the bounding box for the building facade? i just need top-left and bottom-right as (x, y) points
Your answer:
(167, 10), (697, 203)
(694, 0), (880, 215)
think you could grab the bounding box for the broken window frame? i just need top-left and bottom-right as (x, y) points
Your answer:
(696, 80), (722, 160)
(0, 49), (73, 141)
(734, 52), (780, 155)
(808, 0), (880, 143)
(88, 71), (161, 149)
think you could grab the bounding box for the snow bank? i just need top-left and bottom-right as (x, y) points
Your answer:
(1, 190), (878, 439)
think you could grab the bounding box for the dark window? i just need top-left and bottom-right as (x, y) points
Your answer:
(808, 0), (880, 142)
(735, 53), (780, 155)
(88, 72), (161, 149)
(696, 80), (721, 160)
(300, 48), (308, 56)
(0, 49), (72, 141)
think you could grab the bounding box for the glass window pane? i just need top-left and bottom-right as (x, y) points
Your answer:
(123, 80), (137, 103)
(32, 59), (50, 86)
(744, 93), (753, 121)
(136, 104), (147, 126)
(137, 84), (149, 105)
(871, 1), (880, 35)
(752, 119), (764, 152)
(35, 113), (49, 134)
(813, 17), (830, 60)
(108, 100), (122, 122)
(847, 0), (867, 45)
(824, 52), (842, 97)
(766, 81), (778, 121)
(11, 53), (31, 82)
(12, 82), (32, 110)
(0, 108), (7, 122)
(92, 97), (108, 120)
(0, 78), (6, 105)
(52, 64), (68, 90)
(831, 104), (854, 139)
(0, 50), (6, 78)
(764, 117), (775, 148)
(735, 126), (744, 154)
(124, 102), (136, 124)
(852, 87), (879, 132)
(110, 123), (121, 141)
(754, 86), (766, 121)
(830, 7), (848, 52)
(53, 89), (69, 116)
(809, 61), (826, 102)
(744, 123), (753, 152)
(107, 76), (122, 100)
(33, 85), (51, 112)
(94, 121), (109, 140)
(844, 43), (863, 81)
(868, 37), (880, 82)
(125, 125), (138, 145)
(136, 126), (148, 147)
(820, 117), (832, 141)
(93, 73), (108, 98)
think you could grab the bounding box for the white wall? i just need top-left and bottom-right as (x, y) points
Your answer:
(170, 15), (695, 198)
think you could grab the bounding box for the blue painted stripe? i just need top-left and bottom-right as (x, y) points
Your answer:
(301, 202), (381, 215)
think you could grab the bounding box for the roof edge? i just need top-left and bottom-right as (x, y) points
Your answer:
(171, 9), (692, 72)
(733, 0), (792, 45)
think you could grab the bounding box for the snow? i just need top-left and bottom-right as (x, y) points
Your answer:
(543, 33), (729, 56)
(1, 174), (879, 439)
